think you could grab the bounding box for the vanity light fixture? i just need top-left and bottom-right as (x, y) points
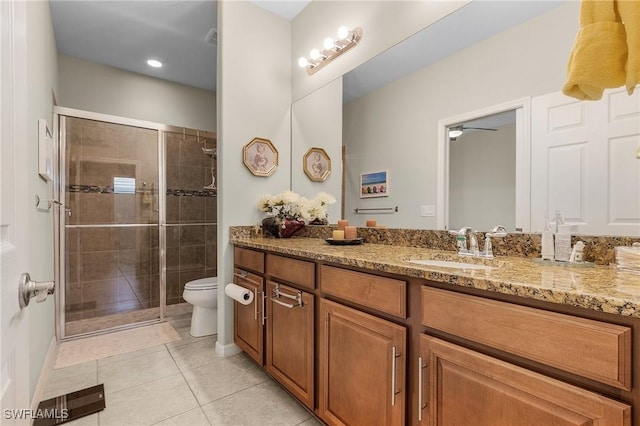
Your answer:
(298, 26), (363, 75)
(146, 59), (163, 68)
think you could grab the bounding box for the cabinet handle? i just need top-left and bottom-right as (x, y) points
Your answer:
(391, 346), (401, 406)
(253, 288), (258, 320)
(271, 298), (298, 309)
(418, 356), (428, 421)
(261, 291), (267, 326)
(234, 271), (261, 287)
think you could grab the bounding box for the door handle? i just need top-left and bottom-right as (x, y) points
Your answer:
(18, 273), (55, 308)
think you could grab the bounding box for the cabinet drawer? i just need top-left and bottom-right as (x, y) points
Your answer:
(234, 247), (264, 274)
(320, 265), (406, 318)
(421, 286), (632, 390)
(266, 254), (315, 289)
(421, 335), (631, 425)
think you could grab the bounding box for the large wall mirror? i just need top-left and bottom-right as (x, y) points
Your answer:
(338, 1), (590, 232)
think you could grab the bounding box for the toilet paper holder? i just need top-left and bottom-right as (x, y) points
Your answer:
(18, 272), (55, 309)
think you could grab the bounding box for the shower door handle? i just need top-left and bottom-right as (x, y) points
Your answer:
(18, 273), (55, 309)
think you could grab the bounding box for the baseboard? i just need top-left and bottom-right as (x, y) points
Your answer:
(215, 340), (241, 357)
(31, 336), (58, 410)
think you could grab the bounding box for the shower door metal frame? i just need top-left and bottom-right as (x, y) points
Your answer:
(54, 107), (169, 340)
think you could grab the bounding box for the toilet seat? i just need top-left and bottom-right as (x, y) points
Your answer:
(184, 277), (218, 291)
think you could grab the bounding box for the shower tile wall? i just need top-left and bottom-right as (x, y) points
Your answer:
(64, 117), (159, 325)
(165, 132), (217, 305)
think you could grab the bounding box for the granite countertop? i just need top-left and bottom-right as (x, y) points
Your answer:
(231, 236), (640, 318)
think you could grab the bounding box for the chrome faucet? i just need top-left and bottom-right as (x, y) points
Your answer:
(481, 226), (508, 258)
(449, 227), (479, 256)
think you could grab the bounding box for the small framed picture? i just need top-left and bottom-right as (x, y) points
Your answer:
(303, 147), (331, 182)
(360, 170), (389, 198)
(243, 137), (278, 177)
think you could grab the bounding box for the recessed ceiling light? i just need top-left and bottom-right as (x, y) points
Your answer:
(146, 59), (163, 68)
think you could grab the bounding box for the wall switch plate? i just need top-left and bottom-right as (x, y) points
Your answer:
(420, 205), (435, 217)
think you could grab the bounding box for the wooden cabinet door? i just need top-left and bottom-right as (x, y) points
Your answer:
(319, 299), (406, 426)
(420, 334), (631, 426)
(266, 281), (315, 409)
(233, 268), (265, 365)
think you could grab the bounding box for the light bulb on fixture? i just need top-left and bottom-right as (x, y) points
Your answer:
(323, 37), (335, 50)
(337, 25), (350, 40)
(297, 26), (362, 75)
(309, 48), (323, 60)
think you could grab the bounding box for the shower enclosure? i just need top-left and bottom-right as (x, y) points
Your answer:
(55, 107), (217, 339)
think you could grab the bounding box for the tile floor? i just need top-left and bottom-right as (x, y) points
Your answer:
(43, 312), (322, 426)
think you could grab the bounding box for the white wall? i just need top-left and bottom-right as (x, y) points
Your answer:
(58, 55), (216, 131)
(449, 124), (516, 231)
(343, 2), (580, 229)
(25, 0), (58, 399)
(291, 78), (343, 221)
(216, 1), (291, 353)
(291, 1), (468, 101)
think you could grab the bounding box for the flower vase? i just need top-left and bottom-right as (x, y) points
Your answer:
(308, 218), (328, 225)
(262, 217), (305, 238)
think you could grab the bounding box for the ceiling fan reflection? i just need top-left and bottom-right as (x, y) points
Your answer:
(448, 125), (497, 141)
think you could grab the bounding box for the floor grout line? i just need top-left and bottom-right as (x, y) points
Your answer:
(166, 342), (215, 425)
(48, 314), (319, 426)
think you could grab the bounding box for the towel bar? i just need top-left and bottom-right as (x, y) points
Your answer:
(354, 206), (398, 214)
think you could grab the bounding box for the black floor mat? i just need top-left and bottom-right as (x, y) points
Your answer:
(33, 384), (105, 426)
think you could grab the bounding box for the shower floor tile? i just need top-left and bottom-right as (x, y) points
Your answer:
(43, 309), (319, 426)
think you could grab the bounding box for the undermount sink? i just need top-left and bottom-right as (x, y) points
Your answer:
(405, 259), (496, 270)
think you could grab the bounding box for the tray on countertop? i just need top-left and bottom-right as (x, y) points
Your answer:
(325, 238), (363, 246)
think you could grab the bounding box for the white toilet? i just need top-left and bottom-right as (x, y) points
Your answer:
(182, 277), (218, 337)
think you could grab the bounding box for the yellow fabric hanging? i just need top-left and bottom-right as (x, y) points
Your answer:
(618, 0), (640, 94)
(562, 0), (627, 100)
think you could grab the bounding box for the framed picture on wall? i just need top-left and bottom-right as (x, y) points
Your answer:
(360, 170), (388, 198)
(303, 147), (331, 182)
(243, 137), (278, 177)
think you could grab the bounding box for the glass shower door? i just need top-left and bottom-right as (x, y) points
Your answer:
(61, 115), (163, 337)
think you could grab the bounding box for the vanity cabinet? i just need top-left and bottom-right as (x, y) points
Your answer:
(419, 334), (631, 425)
(232, 243), (639, 426)
(418, 286), (633, 426)
(266, 280), (315, 409)
(232, 267), (265, 365)
(318, 264), (408, 426)
(233, 247), (266, 365)
(264, 253), (316, 408)
(319, 298), (406, 426)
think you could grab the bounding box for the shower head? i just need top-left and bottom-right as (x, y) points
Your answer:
(202, 147), (216, 158)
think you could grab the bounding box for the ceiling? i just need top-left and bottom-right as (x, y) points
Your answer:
(49, 1), (562, 98)
(49, 0), (311, 93)
(343, 0), (564, 103)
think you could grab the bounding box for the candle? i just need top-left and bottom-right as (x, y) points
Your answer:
(337, 220), (349, 231)
(366, 219), (377, 227)
(332, 230), (345, 240)
(344, 226), (357, 240)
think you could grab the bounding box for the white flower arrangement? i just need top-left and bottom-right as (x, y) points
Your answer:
(258, 190), (336, 223)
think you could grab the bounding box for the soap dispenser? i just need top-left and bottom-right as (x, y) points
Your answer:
(541, 213), (555, 261)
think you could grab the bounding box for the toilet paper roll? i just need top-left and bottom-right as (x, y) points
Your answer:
(225, 283), (254, 305)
